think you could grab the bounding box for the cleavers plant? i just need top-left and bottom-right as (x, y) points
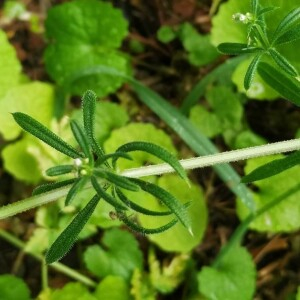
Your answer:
(218, 0), (300, 94)
(12, 90), (191, 264)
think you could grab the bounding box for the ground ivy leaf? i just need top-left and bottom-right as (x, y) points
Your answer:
(137, 175), (207, 252)
(49, 282), (96, 300)
(44, 0), (131, 96)
(237, 155), (300, 232)
(178, 23), (219, 67)
(189, 86), (243, 139)
(94, 276), (131, 300)
(198, 246), (256, 300)
(0, 29), (22, 98)
(83, 228), (143, 280)
(2, 138), (42, 184)
(0, 82), (54, 140)
(0, 275), (31, 300)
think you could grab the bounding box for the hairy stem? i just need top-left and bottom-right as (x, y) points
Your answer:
(0, 138), (300, 219)
(121, 138), (300, 177)
(0, 229), (96, 287)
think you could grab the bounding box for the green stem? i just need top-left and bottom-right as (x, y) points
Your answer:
(1, 138), (300, 220)
(213, 182), (300, 267)
(0, 229), (96, 287)
(121, 138), (300, 178)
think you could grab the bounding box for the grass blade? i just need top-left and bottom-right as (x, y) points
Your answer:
(181, 56), (245, 114)
(112, 141), (188, 182)
(46, 194), (101, 263)
(241, 151), (300, 183)
(13, 112), (82, 159)
(46, 165), (74, 177)
(244, 53), (262, 90)
(257, 62), (300, 106)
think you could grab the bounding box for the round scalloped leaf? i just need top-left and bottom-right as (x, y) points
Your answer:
(94, 276), (131, 300)
(0, 29), (22, 98)
(0, 275), (31, 300)
(49, 282), (96, 300)
(104, 123), (178, 171)
(44, 0), (131, 97)
(198, 246), (256, 300)
(83, 228), (143, 280)
(2, 137), (42, 183)
(0, 82), (54, 140)
(232, 58), (279, 100)
(237, 155), (300, 232)
(189, 105), (222, 138)
(126, 174), (207, 252)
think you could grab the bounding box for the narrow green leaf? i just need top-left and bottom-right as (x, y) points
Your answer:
(45, 164), (74, 177)
(65, 176), (89, 206)
(95, 152), (132, 167)
(112, 141), (188, 182)
(70, 120), (93, 163)
(272, 7), (300, 43)
(32, 178), (76, 196)
(46, 193), (101, 263)
(91, 176), (128, 210)
(257, 62), (300, 106)
(217, 43), (262, 55)
(252, 24), (269, 48)
(257, 6), (278, 17)
(275, 24), (300, 45)
(268, 48), (298, 77)
(94, 169), (140, 192)
(244, 54), (262, 90)
(242, 151), (300, 183)
(82, 90), (97, 143)
(82, 90), (106, 160)
(115, 188), (172, 216)
(116, 209), (178, 234)
(130, 178), (191, 232)
(181, 56), (245, 114)
(12, 112), (83, 159)
(251, 0), (258, 15)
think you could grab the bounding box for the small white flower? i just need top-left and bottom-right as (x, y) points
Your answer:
(74, 158), (83, 167)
